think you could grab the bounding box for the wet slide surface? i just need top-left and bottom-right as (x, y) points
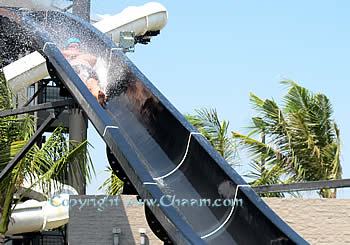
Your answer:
(0, 8), (308, 244)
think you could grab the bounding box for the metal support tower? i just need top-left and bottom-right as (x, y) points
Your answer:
(67, 0), (91, 195)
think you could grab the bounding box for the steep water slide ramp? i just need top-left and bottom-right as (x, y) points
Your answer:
(0, 8), (307, 245)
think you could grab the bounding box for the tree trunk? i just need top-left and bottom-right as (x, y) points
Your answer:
(331, 189), (337, 198)
(320, 188), (337, 198)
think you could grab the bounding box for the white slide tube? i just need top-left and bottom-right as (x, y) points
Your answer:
(3, 51), (49, 93)
(6, 180), (77, 235)
(2, 2), (168, 93)
(6, 194), (70, 235)
(93, 2), (168, 44)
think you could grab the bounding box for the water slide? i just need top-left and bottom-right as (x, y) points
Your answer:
(0, 7), (308, 245)
(2, 2), (167, 93)
(6, 182), (77, 235)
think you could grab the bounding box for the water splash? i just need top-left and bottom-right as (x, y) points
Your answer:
(94, 57), (108, 93)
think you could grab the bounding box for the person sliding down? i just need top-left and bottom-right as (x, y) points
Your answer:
(61, 37), (106, 106)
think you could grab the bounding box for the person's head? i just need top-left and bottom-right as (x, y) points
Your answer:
(64, 37), (81, 50)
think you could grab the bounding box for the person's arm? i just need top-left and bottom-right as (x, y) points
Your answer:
(86, 78), (107, 106)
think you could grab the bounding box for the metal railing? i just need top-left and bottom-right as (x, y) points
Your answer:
(253, 178), (350, 194)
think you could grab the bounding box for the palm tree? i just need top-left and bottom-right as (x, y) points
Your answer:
(233, 81), (341, 198)
(99, 167), (123, 195)
(0, 72), (94, 239)
(185, 108), (237, 165)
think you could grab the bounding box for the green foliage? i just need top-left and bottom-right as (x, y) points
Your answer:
(98, 167), (123, 195)
(0, 72), (94, 234)
(185, 108), (237, 165)
(0, 73), (11, 110)
(233, 81), (341, 198)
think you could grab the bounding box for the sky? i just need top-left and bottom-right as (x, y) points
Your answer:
(86, 0), (350, 198)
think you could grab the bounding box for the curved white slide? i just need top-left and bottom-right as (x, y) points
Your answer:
(93, 2), (167, 44)
(2, 2), (168, 93)
(6, 195), (69, 235)
(3, 51), (49, 93)
(6, 182), (77, 235)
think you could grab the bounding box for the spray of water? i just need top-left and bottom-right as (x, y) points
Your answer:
(94, 58), (109, 93)
(27, 11), (117, 95)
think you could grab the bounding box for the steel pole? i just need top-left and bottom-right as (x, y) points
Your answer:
(67, 0), (91, 194)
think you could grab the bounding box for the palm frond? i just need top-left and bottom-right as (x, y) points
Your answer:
(1, 70), (95, 233)
(98, 167), (123, 195)
(186, 108), (237, 165)
(232, 132), (293, 168)
(237, 81), (342, 198)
